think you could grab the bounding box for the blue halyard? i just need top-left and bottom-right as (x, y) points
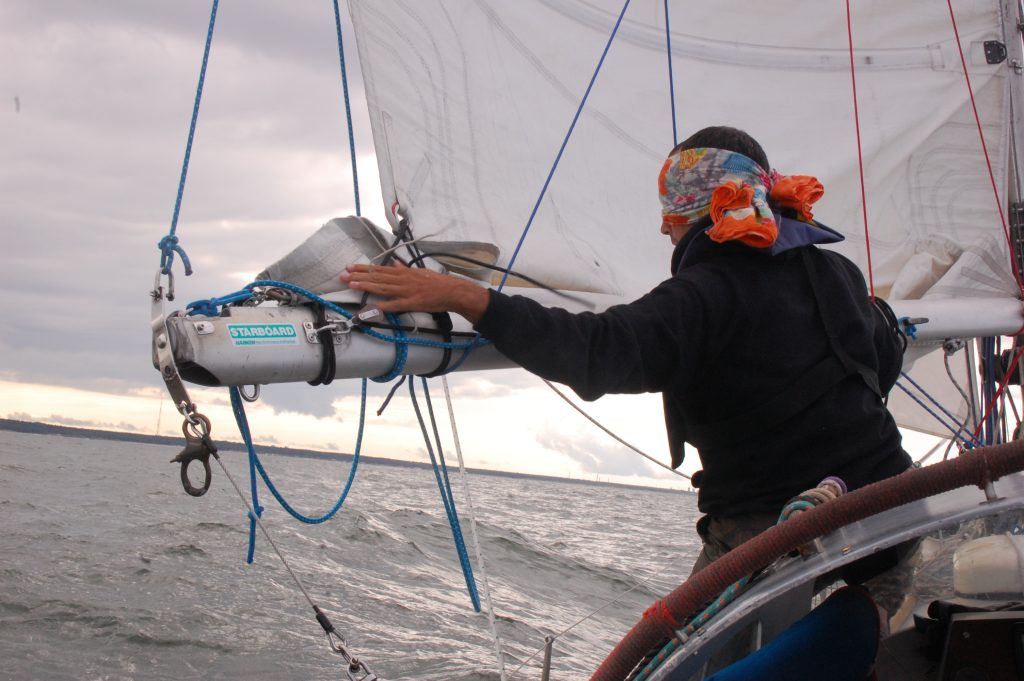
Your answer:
(158, 0), (219, 277)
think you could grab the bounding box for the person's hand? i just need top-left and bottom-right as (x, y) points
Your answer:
(340, 262), (490, 323)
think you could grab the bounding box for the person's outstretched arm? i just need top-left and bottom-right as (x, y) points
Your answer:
(340, 262), (490, 323)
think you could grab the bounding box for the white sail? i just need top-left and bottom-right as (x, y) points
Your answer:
(346, 0), (1022, 438)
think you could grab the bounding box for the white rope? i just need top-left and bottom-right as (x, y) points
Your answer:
(441, 375), (507, 681)
(542, 379), (690, 480)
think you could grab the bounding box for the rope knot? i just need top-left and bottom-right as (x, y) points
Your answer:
(158, 234), (193, 276)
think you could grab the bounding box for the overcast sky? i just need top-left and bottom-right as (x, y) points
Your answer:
(0, 1), (689, 488)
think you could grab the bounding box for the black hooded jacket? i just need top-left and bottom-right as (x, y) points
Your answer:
(473, 220), (911, 516)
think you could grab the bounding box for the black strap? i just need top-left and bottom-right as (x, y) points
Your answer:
(418, 312), (455, 378)
(799, 248), (882, 398)
(307, 304), (337, 386)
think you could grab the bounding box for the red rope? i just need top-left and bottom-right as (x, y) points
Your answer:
(971, 341), (1024, 441)
(946, 0), (1024, 297)
(845, 0), (875, 301)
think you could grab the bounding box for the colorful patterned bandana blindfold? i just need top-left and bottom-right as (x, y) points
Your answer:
(658, 148), (824, 248)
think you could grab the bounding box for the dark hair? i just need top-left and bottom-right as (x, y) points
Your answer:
(673, 126), (769, 171)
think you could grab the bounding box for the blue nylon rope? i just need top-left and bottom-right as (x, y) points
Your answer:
(229, 386), (265, 562)
(370, 313), (409, 383)
(408, 378), (481, 611)
(897, 370), (979, 445)
(187, 280), (486, 351)
(894, 380), (979, 449)
(663, 0), (678, 147)
(421, 379), (458, 513)
(159, 0), (219, 276)
(495, 0), (633, 292)
(331, 0), (361, 217)
(229, 381), (366, 562)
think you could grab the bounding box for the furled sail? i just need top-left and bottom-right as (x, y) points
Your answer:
(346, 0), (1021, 437)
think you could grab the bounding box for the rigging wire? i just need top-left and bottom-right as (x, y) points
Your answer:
(496, 0), (633, 293)
(403, 250), (594, 308)
(663, 0), (678, 147)
(506, 562), (676, 679)
(965, 341), (980, 431)
(844, 0), (875, 300)
(542, 379), (690, 480)
(914, 439), (948, 466)
(408, 378), (481, 611)
(939, 351), (975, 454)
(206, 438), (375, 676)
(440, 376), (507, 680)
(158, 0), (220, 277)
(946, 0), (1024, 296)
(969, 341), (1024, 442)
(894, 377), (981, 449)
(331, 0), (361, 217)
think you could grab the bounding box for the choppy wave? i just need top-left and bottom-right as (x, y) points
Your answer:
(0, 429), (699, 680)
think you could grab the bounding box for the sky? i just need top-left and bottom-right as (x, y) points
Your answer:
(0, 1), (689, 488)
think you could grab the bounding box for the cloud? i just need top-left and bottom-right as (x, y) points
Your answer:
(446, 374), (523, 400)
(0, 0), (383, 396)
(0, 1), (686, 488)
(534, 424), (657, 478)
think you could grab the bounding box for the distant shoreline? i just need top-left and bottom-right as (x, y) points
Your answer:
(0, 418), (690, 495)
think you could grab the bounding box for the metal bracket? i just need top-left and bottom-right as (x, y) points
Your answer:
(985, 40), (1008, 64)
(302, 317), (353, 344)
(151, 271), (196, 416)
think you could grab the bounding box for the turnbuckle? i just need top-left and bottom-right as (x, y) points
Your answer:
(171, 413), (218, 497)
(314, 606), (377, 680)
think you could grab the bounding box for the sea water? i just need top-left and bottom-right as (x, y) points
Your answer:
(0, 430), (701, 680)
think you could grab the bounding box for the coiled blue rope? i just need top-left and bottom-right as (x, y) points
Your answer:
(159, 0), (219, 276)
(409, 377), (481, 611)
(229, 380), (367, 561)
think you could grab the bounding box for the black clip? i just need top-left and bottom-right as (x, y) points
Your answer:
(171, 414), (218, 497)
